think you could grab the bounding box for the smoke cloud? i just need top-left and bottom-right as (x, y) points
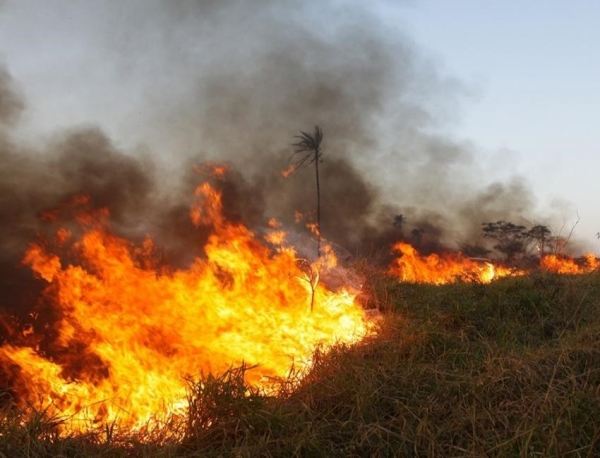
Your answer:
(0, 1), (562, 321)
(0, 67), (23, 126)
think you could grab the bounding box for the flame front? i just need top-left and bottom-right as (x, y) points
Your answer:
(0, 181), (369, 434)
(541, 253), (599, 274)
(388, 242), (517, 284)
(389, 242), (599, 285)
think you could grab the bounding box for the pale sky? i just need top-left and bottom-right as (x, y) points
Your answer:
(390, 0), (600, 250)
(1, 1), (599, 252)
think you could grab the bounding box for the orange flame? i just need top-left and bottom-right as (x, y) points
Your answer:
(541, 253), (599, 274)
(389, 242), (600, 285)
(0, 181), (370, 435)
(388, 242), (518, 284)
(194, 162), (229, 179)
(281, 164), (296, 178)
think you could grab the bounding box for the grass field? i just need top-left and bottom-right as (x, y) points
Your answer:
(2, 270), (600, 457)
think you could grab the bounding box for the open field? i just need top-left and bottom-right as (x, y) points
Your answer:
(2, 270), (600, 457)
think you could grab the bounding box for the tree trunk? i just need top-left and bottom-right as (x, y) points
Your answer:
(314, 149), (321, 258)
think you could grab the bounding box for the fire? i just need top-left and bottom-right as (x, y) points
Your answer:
(0, 179), (370, 434)
(389, 242), (600, 285)
(541, 253), (599, 274)
(388, 242), (517, 285)
(281, 164), (296, 178)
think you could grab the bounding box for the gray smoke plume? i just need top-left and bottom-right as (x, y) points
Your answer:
(80, 0), (537, 248)
(0, 67), (23, 126)
(0, 0), (559, 322)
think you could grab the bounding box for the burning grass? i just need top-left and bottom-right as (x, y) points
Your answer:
(2, 270), (600, 456)
(2, 163), (600, 455)
(0, 179), (371, 437)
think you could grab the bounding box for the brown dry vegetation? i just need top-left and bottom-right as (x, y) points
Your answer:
(2, 269), (600, 457)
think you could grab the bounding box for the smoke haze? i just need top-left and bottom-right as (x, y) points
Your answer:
(0, 0), (570, 318)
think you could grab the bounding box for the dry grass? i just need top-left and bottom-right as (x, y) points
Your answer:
(2, 270), (600, 456)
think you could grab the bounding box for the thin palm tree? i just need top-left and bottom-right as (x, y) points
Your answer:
(290, 126), (324, 258)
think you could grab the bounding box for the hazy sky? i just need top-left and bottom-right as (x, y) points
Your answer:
(1, 0), (599, 252)
(392, 0), (600, 249)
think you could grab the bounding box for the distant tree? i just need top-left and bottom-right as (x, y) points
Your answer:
(411, 227), (425, 245)
(482, 220), (528, 263)
(546, 235), (569, 255)
(290, 126), (324, 257)
(525, 224), (552, 257)
(393, 214), (405, 229)
(549, 213), (579, 255)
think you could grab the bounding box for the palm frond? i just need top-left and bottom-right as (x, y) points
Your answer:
(289, 126), (323, 170)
